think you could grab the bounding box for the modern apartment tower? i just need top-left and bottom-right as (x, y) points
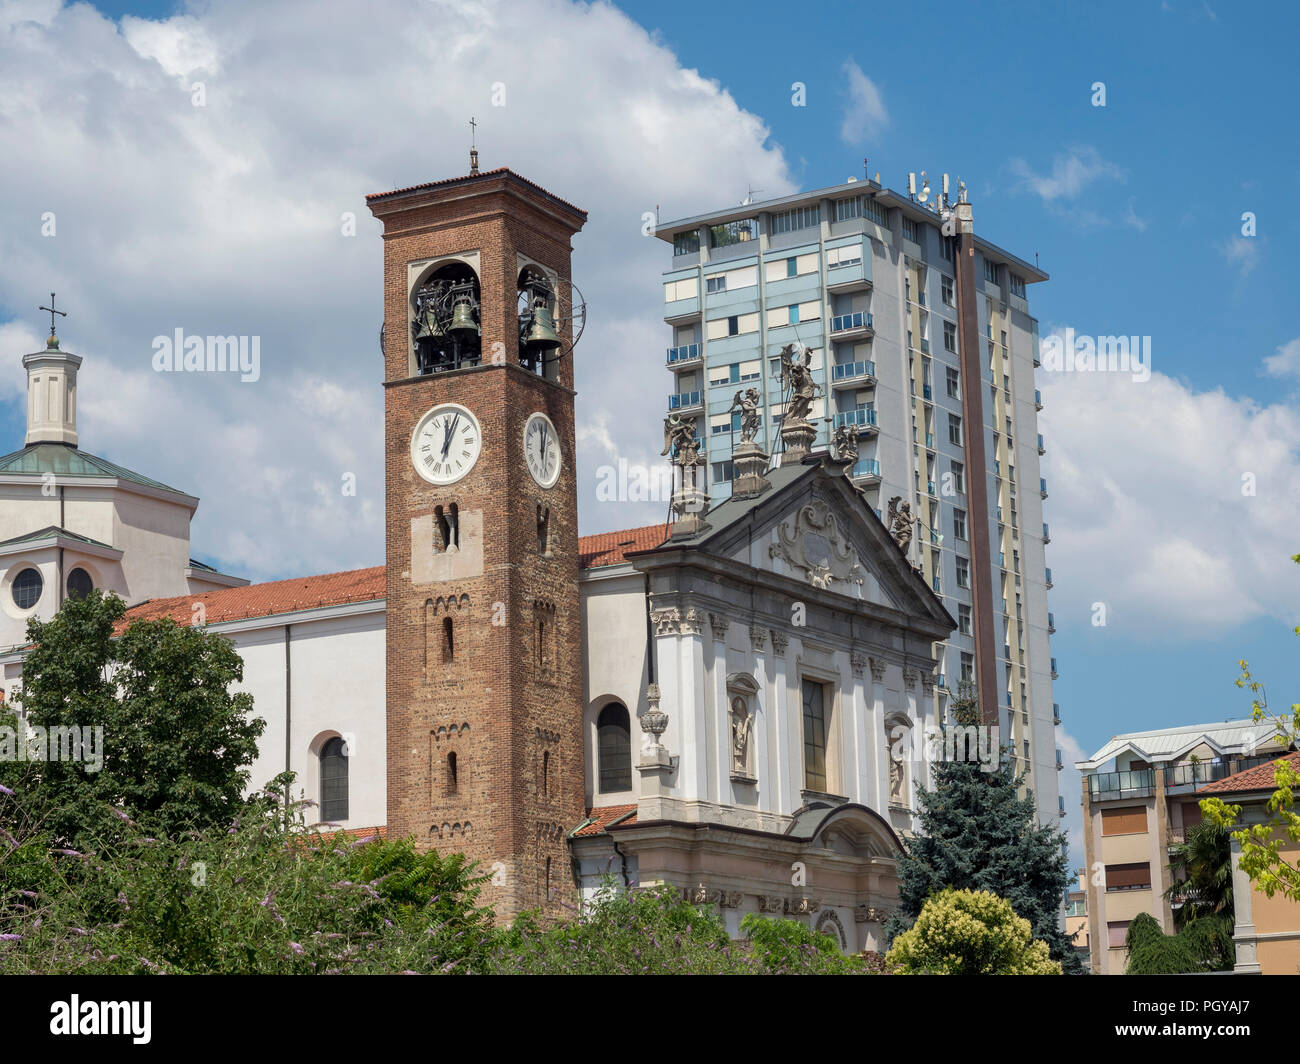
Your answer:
(654, 173), (1061, 827)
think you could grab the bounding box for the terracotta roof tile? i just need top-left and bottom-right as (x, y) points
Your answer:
(120, 565), (384, 631)
(1199, 752), (1300, 795)
(572, 804), (638, 838)
(578, 524), (666, 570)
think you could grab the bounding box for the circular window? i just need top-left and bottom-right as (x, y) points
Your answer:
(66, 568), (93, 600)
(12, 568), (43, 610)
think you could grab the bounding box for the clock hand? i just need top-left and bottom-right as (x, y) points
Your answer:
(442, 414), (458, 459)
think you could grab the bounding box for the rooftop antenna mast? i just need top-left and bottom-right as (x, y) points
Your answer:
(469, 116), (479, 175)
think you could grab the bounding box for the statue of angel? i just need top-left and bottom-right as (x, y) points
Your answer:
(779, 343), (822, 424)
(886, 495), (914, 552)
(728, 387), (762, 443)
(662, 412), (701, 467)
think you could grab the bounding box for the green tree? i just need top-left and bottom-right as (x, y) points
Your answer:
(885, 684), (1081, 973)
(4, 590), (265, 851)
(1165, 821), (1232, 927)
(1122, 909), (1233, 974)
(886, 887), (1061, 975)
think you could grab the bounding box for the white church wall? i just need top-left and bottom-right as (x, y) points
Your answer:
(111, 490), (198, 602)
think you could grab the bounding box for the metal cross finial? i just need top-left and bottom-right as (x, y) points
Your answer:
(38, 292), (67, 337)
(469, 116), (479, 175)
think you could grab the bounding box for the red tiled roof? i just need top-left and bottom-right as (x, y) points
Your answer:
(120, 566), (385, 631)
(365, 167), (586, 217)
(572, 804), (638, 838)
(578, 524), (666, 570)
(1199, 752), (1300, 795)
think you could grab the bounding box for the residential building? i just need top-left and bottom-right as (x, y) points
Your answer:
(1199, 752), (1300, 974)
(1065, 868), (1090, 968)
(1075, 719), (1292, 974)
(655, 174), (1060, 826)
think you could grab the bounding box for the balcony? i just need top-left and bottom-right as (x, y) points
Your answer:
(1058, 795), (1066, 819)
(829, 311), (873, 337)
(936, 674), (946, 689)
(1037, 433), (1045, 455)
(668, 390), (703, 412)
(925, 432), (935, 449)
(920, 338), (931, 355)
(1088, 769), (1155, 801)
(1166, 760), (1234, 791)
(1051, 657), (1059, 679)
(1048, 612), (1056, 634)
(830, 360), (877, 388)
(926, 480), (938, 497)
(833, 406), (878, 433)
(666, 343), (701, 366)
(1045, 567), (1053, 588)
(996, 505), (1003, 523)
(922, 383), (933, 401)
(1053, 703), (1061, 725)
(1040, 477), (1048, 499)
(850, 458), (881, 485)
(1034, 389), (1043, 410)
(1042, 522), (1050, 544)
(918, 292), (927, 307)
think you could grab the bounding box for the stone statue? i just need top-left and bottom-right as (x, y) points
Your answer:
(886, 495), (913, 553)
(728, 387), (762, 443)
(889, 748), (904, 802)
(832, 422), (859, 462)
(778, 343), (822, 424)
(662, 412), (702, 469)
(730, 696), (753, 774)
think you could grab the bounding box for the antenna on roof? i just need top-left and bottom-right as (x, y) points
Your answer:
(469, 116), (479, 175)
(742, 183), (763, 206)
(907, 172), (916, 199)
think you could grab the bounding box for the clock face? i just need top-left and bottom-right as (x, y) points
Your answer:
(524, 412), (561, 489)
(411, 403), (481, 485)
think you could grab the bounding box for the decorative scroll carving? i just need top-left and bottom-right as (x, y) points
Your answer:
(768, 499), (865, 592)
(770, 630), (790, 655)
(708, 612), (730, 639)
(651, 607), (680, 636)
(749, 624), (767, 652)
(869, 657), (886, 683)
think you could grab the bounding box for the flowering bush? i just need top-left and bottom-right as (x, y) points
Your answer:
(885, 888), (1061, 975)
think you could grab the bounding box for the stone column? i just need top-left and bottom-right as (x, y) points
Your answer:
(850, 650), (870, 807)
(869, 658), (890, 815)
(751, 625), (770, 802)
(770, 629), (793, 814)
(1230, 831), (1261, 974)
(709, 612), (730, 804)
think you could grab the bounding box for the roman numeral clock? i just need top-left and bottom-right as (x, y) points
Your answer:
(411, 404), (481, 485)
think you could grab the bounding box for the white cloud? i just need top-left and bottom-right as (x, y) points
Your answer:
(1009, 146), (1124, 204)
(1264, 337), (1300, 378)
(1039, 328), (1300, 634)
(839, 59), (888, 144)
(1220, 234), (1260, 276)
(0, 0), (795, 581)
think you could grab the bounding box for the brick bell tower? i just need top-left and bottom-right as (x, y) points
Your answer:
(366, 167), (587, 920)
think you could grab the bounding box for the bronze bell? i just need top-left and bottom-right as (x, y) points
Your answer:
(523, 301), (561, 352)
(449, 295), (479, 336)
(414, 305), (444, 340)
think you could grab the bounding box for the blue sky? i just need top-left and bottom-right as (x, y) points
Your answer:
(2, 0), (1298, 806)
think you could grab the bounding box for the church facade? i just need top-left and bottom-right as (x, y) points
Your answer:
(0, 167), (957, 954)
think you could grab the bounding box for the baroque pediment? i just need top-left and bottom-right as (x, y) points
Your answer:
(768, 498), (864, 592)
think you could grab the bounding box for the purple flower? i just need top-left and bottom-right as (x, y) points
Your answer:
(0, 783), (14, 796)
(0, 934), (23, 941)
(289, 942), (304, 955)
(109, 807), (135, 825)
(53, 848), (81, 857)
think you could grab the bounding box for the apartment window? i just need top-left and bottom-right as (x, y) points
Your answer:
(948, 413), (963, 446)
(941, 235), (955, 262)
(770, 205), (819, 235)
(1105, 863), (1152, 893)
(984, 259), (999, 284)
(706, 275), (727, 295)
(941, 276), (954, 307)
(711, 460), (734, 483)
(960, 651), (974, 683)
(1001, 329), (1008, 348)
(950, 460), (965, 494)
(863, 196), (888, 226)
(1101, 808), (1147, 836)
(834, 196), (862, 222)
(943, 321), (957, 353)
(958, 604), (972, 636)
(902, 217), (920, 243)
(709, 219), (757, 247)
(953, 508), (968, 541)
(827, 244), (861, 268)
(786, 257), (798, 278)
(673, 231), (700, 256)
(1010, 273), (1026, 298)
(728, 315), (739, 336)
(956, 556), (970, 589)
(597, 702), (632, 792)
(801, 678), (828, 792)
(788, 304), (799, 325)
(945, 366), (960, 399)
(1107, 921), (1131, 950)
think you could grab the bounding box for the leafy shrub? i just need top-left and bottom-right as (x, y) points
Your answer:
(886, 887), (1062, 975)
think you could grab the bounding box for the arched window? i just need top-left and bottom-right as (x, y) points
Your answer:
(320, 737), (349, 822)
(66, 567), (93, 600)
(597, 702), (632, 792)
(447, 751), (458, 795)
(541, 750), (550, 797)
(443, 616), (454, 662)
